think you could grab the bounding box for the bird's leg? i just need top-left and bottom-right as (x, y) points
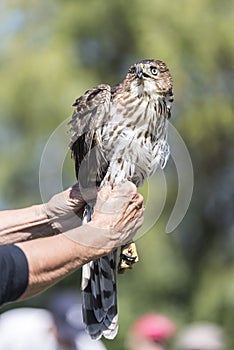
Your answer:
(118, 242), (139, 274)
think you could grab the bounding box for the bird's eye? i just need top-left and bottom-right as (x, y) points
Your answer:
(129, 67), (136, 74)
(150, 67), (158, 75)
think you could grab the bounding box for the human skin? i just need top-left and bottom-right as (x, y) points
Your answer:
(0, 182), (144, 301)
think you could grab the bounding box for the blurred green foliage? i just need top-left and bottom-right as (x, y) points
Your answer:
(0, 0), (234, 349)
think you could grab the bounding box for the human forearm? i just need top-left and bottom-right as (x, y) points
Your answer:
(0, 184), (87, 245)
(16, 227), (109, 300)
(0, 205), (53, 244)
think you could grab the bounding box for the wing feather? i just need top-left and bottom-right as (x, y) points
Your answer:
(68, 84), (111, 186)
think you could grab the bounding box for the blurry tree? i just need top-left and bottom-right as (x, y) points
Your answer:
(0, 0), (234, 349)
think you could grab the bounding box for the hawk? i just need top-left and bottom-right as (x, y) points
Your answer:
(69, 59), (173, 340)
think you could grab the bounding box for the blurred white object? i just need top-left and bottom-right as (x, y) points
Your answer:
(176, 322), (226, 350)
(75, 333), (107, 350)
(0, 308), (58, 350)
(0, 292), (107, 350)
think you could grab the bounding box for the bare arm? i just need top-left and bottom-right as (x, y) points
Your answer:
(0, 184), (86, 244)
(0, 205), (50, 244)
(16, 226), (108, 300)
(15, 182), (144, 301)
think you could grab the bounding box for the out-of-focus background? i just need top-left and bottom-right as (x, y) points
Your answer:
(0, 0), (234, 349)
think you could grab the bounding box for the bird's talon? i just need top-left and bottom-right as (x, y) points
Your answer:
(118, 242), (139, 274)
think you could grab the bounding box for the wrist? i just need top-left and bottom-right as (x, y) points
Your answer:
(64, 223), (114, 256)
(33, 203), (50, 222)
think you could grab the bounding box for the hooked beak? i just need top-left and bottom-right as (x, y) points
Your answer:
(136, 65), (144, 79)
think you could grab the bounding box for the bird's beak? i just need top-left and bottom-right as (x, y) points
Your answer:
(136, 64), (144, 79)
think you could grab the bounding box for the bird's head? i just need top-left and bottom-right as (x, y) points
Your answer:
(125, 59), (173, 98)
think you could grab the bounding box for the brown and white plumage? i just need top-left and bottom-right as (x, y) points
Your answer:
(69, 59), (173, 340)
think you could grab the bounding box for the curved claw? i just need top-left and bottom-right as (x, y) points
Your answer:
(118, 242), (139, 274)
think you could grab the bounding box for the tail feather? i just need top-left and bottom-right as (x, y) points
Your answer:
(99, 254), (117, 311)
(82, 251), (118, 339)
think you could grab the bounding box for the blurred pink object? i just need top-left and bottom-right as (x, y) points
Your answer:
(130, 313), (176, 341)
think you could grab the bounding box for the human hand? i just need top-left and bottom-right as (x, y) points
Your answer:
(44, 183), (96, 233)
(90, 181), (144, 247)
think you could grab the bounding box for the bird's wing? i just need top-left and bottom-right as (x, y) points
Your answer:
(68, 84), (111, 185)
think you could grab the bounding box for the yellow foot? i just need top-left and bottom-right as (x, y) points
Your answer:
(118, 242), (139, 274)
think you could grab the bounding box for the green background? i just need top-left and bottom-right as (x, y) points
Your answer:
(0, 0), (234, 349)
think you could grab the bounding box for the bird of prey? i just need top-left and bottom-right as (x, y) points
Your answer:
(68, 59), (173, 340)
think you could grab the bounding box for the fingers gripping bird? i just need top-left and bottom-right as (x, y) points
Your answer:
(69, 59), (173, 340)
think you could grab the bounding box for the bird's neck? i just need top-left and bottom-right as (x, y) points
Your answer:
(127, 79), (162, 102)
